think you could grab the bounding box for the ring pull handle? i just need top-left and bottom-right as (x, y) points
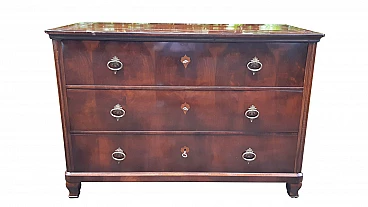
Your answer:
(182, 150), (188, 158)
(247, 57), (262, 75)
(107, 56), (123, 74)
(245, 105), (259, 122)
(110, 104), (126, 121)
(112, 147), (126, 164)
(242, 148), (256, 164)
(181, 146), (189, 158)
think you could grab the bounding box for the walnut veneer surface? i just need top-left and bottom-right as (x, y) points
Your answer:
(46, 23), (324, 198)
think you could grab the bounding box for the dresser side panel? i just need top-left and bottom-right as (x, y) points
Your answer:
(294, 43), (317, 172)
(52, 40), (73, 171)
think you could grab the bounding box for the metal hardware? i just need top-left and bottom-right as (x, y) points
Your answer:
(110, 104), (126, 121)
(182, 150), (188, 158)
(112, 147), (126, 164)
(245, 105), (259, 122)
(242, 148), (256, 163)
(246, 57), (263, 75)
(181, 102), (190, 114)
(180, 55), (191, 68)
(107, 56), (123, 74)
(181, 146), (190, 158)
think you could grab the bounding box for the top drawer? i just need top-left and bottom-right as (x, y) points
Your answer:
(62, 41), (307, 86)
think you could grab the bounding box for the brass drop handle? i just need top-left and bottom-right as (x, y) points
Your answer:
(107, 56), (123, 74)
(112, 147), (126, 164)
(110, 104), (126, 121)
(247, 57), (262, 75)
(242, 148), (256, 163)
(245, 105), (259, 122)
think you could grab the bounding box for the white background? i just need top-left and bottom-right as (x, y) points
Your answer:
(0, 0), (367, 206)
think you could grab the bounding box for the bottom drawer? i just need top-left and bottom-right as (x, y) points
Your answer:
(71, 134), (297, 173)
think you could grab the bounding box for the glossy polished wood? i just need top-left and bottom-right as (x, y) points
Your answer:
(70, 131), (298, 136)
(66, 181), (81, 198)
(67, 90), (302, 132)
(71, 134), (297, 172)
(47, 23), (323, 198)
(45, 23), (324, 42)
(66, 85), (304, 91)
(52, 40), (74, 170)
(295, 43), (318, 172)
(286, 182), (302, 198)
(62, 41), (307, 87)
(66, 172), (303, 183)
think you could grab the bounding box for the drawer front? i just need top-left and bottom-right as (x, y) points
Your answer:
(62, 41), (307, 86)
(71, 134), (297, 173)
(67, 90), (302, 132)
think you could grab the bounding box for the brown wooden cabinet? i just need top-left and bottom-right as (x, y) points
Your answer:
(45, 23), (324, 198)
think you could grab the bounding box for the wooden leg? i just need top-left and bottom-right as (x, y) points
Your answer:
(66, 181), (81, 198)
(286, 182), (302, 198)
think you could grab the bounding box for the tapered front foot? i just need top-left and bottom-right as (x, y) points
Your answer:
(286, 182), (302, 198)
(66, 181), (81, 198)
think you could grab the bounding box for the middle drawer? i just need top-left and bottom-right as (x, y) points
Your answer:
(67, 90), (302, 132)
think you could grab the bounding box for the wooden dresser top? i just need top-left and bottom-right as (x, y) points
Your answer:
(45, 22), (324, 42)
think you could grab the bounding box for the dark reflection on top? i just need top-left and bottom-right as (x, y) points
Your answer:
(48, 22), (319, 35)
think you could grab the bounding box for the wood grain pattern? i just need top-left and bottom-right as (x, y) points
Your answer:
(62, 41), (307, 87)
(45, 23), (324, 42)
(47, 22), (323, 198)
(71, 134), (297, 173)
(52, 40), (73, 171)
(66, 85), (304, 91)
(66, 172), (303, 183)
(70, 131), (298, 136)
(67, 90), (303, 132)
(294, 43), (317, 172)
(47, 23), (321, 35)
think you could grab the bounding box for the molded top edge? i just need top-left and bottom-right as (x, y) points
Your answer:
(45, 22), (324, 41)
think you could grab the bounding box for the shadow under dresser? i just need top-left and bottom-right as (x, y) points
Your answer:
(45, 23), (324, 198)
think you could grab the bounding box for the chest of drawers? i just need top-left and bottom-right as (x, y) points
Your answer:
(45, 23), (323, 198)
